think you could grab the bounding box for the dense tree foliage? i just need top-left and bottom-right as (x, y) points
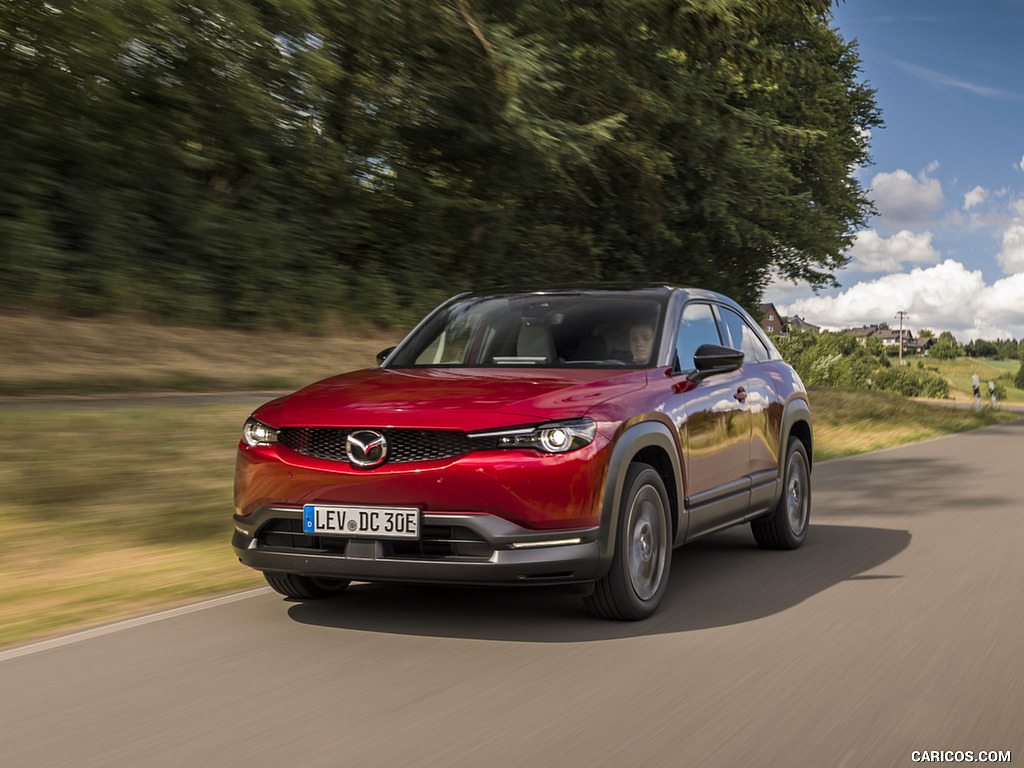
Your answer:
(964, 338), (1019, 360)
(928, 331), (962, 361)
(1, 0), (881, 327)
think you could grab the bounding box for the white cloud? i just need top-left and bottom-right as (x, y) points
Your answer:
(776, 259), (1024, 342)
(870, 168), (945, 227)
(963, 185), (989, 210)
(764, 273), (817, 306)
(977, 272), (1024, 330)
(850, 128), (873, 175)
(1019, 155), (1024, 173)
(849, 229), (940, 272)
(997, 218), (1024, 273)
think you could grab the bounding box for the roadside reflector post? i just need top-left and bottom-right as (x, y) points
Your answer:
(972, 374), (981, 409)
(989, 380), (997, 407)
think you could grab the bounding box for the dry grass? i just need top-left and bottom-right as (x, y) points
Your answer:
(808, 387), (1019, 460)
(0, 403), (266, 645)
(0, 540), (261, 647)
(0, 311), (405, 395)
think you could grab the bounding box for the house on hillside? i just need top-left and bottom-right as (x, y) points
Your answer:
(877, 326), (915, 349)
(758, 303), (788, 336)
(909, 335), (935, 355)
(842, 323), (886, 344)
(787, 315), (820, 336)
(842, 322), (925, 354)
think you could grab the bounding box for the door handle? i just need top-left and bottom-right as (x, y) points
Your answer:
(734, 387), (747, 403)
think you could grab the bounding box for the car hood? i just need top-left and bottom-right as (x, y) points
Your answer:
(254, 367), (650, 431)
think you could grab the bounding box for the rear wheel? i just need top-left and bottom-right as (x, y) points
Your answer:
(585, 462), (672, 621)
(263, 572), (351, 599)
(751, 437), (810, 550)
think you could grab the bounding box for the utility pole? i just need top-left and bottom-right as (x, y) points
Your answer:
(895, 310), (909, 366)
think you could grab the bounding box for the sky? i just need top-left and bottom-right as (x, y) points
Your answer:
(770, 0), (1024, 342)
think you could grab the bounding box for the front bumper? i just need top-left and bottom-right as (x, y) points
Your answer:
(233, 505), (605, 585)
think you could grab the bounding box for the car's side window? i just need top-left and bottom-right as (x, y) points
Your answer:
(675, 303), (722, 371)
(717, 307), (770, 363)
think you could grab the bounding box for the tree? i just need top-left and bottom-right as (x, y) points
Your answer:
(929, 331), (962, 360)
(966, 339), (999, 358)
(0, 0), (883, 327)
(996, 339), (1018, 360)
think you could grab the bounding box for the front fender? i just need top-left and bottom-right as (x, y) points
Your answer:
(596, 419), (686, 572)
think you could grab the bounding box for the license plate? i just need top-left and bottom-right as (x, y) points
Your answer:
(303, 505), (420, 539)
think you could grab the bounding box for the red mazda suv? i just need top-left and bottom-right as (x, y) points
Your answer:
(232, 286), (812, 620)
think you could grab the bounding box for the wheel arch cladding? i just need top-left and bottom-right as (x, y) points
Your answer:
(632, 444), (680, 541)
(782, 397), (813, 472)
(598, 420), (684, 566)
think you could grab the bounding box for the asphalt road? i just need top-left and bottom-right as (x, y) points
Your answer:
(3, 420), (1023, 768)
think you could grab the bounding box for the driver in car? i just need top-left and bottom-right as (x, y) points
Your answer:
(628, 321), (655, 364)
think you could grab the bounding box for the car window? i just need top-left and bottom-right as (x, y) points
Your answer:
(390, 294), (666, 368)
(717, 306), (770, 363)
(414, 314), (481, 365)
(675, 303), (722, 371)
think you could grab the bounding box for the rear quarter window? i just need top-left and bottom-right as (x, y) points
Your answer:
(717, 306), (771, 363)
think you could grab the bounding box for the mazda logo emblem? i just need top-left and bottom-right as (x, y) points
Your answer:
(346, 430), (388, 468)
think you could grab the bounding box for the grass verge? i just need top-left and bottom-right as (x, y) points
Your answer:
(807, 387), (1018, 460)
(0, 403), (263, 647)
(916, 357), (1024, 404)
(0, 311), (403, 396)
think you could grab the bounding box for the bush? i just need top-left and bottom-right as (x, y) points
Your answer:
(775, 330), (948, 397)
(1016, 361), (1024, 390)
(804, 353), (843, 387)
(872, 366), (951, 399)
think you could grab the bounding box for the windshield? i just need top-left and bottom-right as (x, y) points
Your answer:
(388, 293), (666, 369)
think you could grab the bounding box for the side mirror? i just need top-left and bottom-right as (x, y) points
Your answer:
(376, 346), (396, 366)
(688, 344), (744, 383)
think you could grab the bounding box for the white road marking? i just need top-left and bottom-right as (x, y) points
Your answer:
(0, 587), (271, 663)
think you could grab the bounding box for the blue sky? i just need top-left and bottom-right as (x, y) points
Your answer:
(772, 0), (1024, 341)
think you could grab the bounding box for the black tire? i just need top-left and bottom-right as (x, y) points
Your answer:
(584, 462), (672, 621)
(751, 437), (811, 550)
(264, 572), (351, 599)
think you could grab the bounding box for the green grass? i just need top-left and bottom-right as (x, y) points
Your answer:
(1, 390), (1018, 648)
(914, 356), (1024, 404)
(0, 404), (263, 646)
(807, 387), (1019, 460)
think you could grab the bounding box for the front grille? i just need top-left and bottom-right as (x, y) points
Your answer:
(277, 427), (498, 465)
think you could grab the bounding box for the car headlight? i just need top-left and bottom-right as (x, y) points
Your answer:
(470, 418), (597, 454)
(242, 417), (279, 447)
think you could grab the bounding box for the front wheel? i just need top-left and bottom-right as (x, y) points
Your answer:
(751, 437), (811, 550)
(264, 572), (351, 599)
(585, 462), (672, 620)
